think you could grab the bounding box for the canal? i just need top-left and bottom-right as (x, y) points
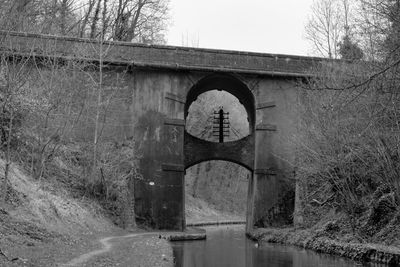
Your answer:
(171, 225), (384, 267)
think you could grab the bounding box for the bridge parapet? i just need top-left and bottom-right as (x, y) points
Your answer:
(0, 31), (325, 77)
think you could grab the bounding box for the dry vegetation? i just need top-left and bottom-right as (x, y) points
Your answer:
(0, 1), (171, 263)
(0, 52), (140, 226)
(295, 60), (400, 246)
(0, 0), (169, 43)
(294, 0), (400, 247)
(0, 0), (171, 228)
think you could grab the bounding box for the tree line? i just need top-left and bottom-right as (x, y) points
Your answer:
(0, 0), (169, 43)
(305, 0), (399, 60)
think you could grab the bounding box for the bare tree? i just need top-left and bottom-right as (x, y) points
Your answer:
(0, 0), (81, 36)
(305, 0), (345, 58)
(25, 57), (89, 182)
(181, 31), (200, 47)
(0, 0), (170, 45)
(79, 0), (97, 37)
(78, 0), (169, 43)
(0, 53), (31, 204)
(0, 0), (33, 31)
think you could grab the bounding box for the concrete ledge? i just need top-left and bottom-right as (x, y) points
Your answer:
(255, 124), (277, 131)
(164, 118), (185, 127)
(161, 164), (185, 172)
(160, 227), (206, 241)
(254, 169), (277, 176)
(256, 101), (276, 110)
(186, 221), (246, 227)
(165, 92), (186, 104)
(160, 222), (247, 241)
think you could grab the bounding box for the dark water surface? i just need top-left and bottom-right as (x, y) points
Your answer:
(171, 225), (384, 267)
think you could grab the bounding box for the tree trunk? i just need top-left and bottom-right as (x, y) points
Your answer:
(126, 0), (146, 41)
(60, 0), (68, 35)
(101, 0), (109, 38)
(90, 0), (102, 39)
(91, 36), (104, 188)
(11, 0), (32, 31)
(2, 108), (13, 205)
(79, 0), (96, 37)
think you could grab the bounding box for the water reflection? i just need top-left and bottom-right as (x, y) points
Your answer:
(172, 226), (384, 267)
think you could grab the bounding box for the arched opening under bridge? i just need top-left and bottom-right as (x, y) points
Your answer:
(185, 160), (250, 224)
(184, 74), (255, 228)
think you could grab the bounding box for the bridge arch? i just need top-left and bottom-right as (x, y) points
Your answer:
(184, 74), (255, 171)
(184, 74), (256, 134)
(185, 157), (253, 172)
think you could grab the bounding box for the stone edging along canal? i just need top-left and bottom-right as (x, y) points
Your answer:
(247, 228), (400, 266)
(161, 221), (246, 241)
(186, 221), (246, 227)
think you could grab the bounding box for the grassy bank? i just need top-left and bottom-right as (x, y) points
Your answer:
(248, 227), (400, 266)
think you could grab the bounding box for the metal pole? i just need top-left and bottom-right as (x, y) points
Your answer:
(219, 108), (224, 143)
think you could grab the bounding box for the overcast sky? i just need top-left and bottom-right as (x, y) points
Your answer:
(166, 0), (314, 56)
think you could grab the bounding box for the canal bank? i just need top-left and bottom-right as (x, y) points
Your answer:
(248, 227), (400, 266)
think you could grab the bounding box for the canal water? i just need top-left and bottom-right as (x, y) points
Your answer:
(171, 225), (384, 267)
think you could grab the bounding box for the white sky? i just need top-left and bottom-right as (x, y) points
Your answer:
(166, 0), (314, 56)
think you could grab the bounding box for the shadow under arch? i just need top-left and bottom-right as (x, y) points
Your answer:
(184, 73), (255, 172)
(184, 138), (255, 172)
(185, 157), (253, 173)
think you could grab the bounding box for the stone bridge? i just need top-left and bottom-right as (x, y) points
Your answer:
(0, 31), (325, 232)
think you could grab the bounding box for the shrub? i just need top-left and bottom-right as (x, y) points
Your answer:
(295, 61), (400, 231)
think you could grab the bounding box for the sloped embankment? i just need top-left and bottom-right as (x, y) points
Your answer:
(185, 194), (244, 225)
(0, 159), (172, 266)
(0, 157), (116, 265)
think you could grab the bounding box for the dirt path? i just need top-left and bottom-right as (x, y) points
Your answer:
(59, 232), (172, 267)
